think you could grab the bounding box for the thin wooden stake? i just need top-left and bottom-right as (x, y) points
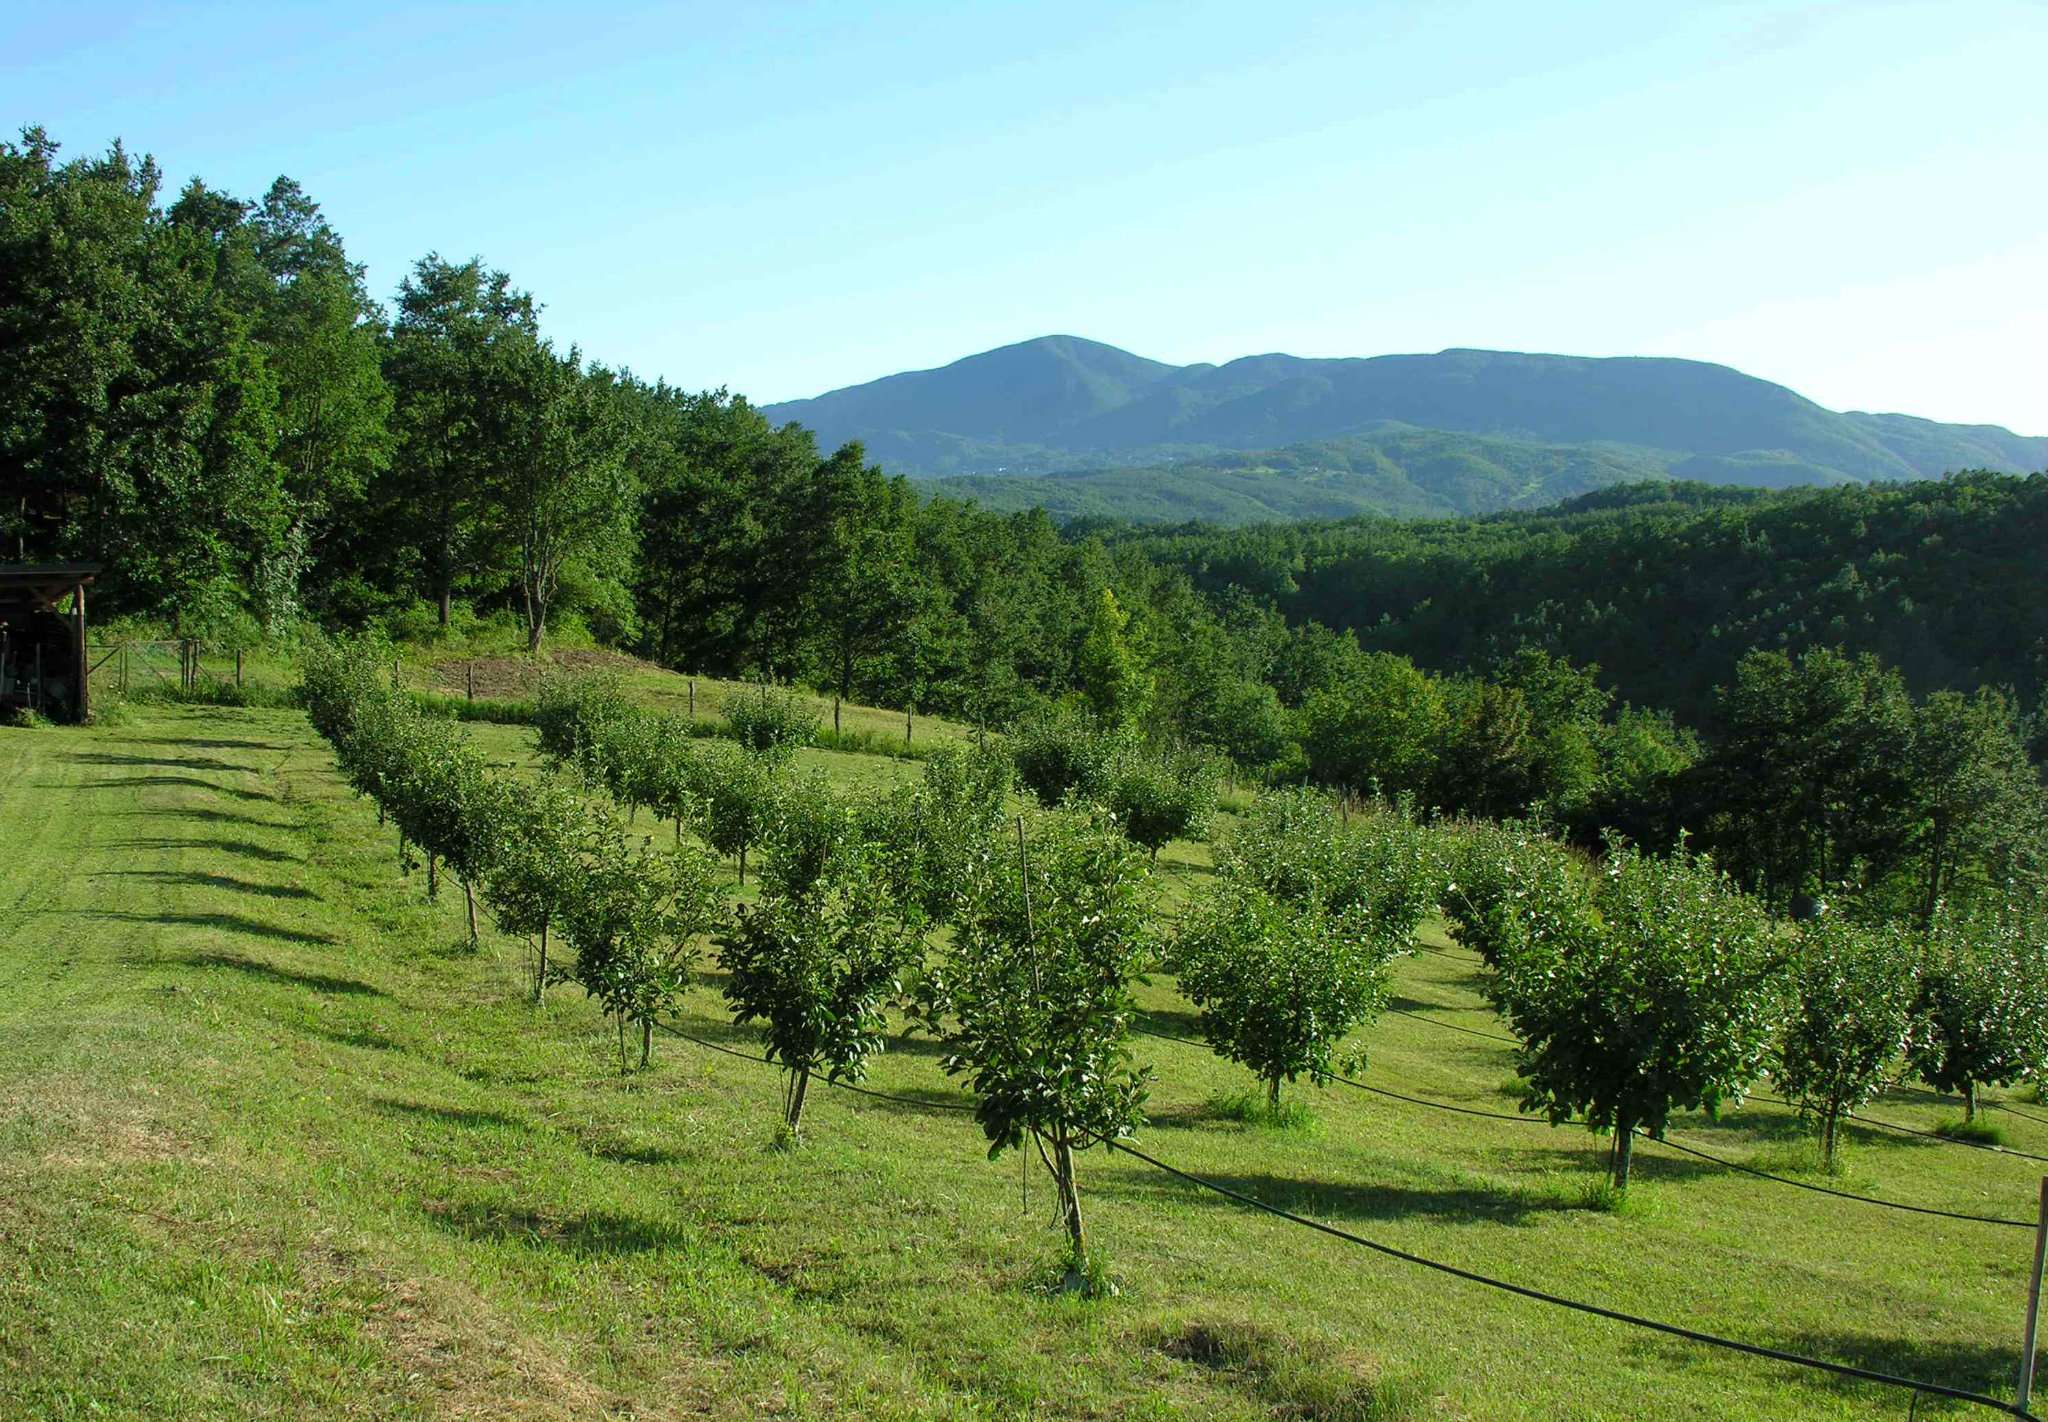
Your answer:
(2020, 1176), (2048, 1409)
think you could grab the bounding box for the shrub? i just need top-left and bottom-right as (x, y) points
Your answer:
(1492, 847), (1785, 1192)
(561, 807), (727, 1070)
(1774, 915), (1919, 1169)
(1174, 880), (1396, 1110)
(1011, 711), (1121, 808)
(1439, 820), (1596, 968)
(1105, 750), (1222, 861)
(719, 836), (915, 1138)
(689, 741), (779, 884)
(927, 810), (1154, 1280)
(1909, 902), (2048, 1121)
(722, 682), (818, 764)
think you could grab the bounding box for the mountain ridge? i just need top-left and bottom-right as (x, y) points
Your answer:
(761, 338), (2047, 511)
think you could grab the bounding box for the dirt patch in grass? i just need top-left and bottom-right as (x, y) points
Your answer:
(1158, 1318), (1435, 1421)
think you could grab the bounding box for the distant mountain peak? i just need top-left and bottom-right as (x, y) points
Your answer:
(760, 338), (2047, 503)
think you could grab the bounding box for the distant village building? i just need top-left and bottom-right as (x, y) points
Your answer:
(0, 564), (99, 723)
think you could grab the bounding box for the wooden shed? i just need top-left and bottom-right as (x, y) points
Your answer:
(0, 563), (99, 723)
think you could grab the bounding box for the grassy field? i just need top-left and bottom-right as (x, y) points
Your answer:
(4, 702), (2046, 1420)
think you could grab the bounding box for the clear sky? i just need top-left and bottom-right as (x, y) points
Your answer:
(6, 1), (2045, 432)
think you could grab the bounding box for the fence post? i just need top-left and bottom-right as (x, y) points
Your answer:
(688, 679), (695, 720)
(467, 662), (475, 701)
(905, 700), (913, 747)
(235, 647), (243, 689)
(2020, 1176), (2048, 1410)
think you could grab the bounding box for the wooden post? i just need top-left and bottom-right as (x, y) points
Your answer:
(833, 693), (841, 737)
(121, 646), (129, 695)
(688, 679), (695, 720)
(2020, 1177), (2048, 1410)
(466, 662), (475, 701)
(73, 582), (88, 723)
(905, 700), (913, 747)
(235, 646), (243, 689)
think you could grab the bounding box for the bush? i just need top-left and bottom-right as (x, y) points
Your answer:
(1774, 916), (1919, 1169)
(1909, 902), (2048, 1121)
(1439, 820), (1596, 968)
(1105, 750), (1222, 861)
(1012, 711), (1121, 808)
(1492, 846), (1785, 1192)
(1174, 880), (1396, 1109)
(927, 809), (1155, 1278)
(722, 683), (818, 764)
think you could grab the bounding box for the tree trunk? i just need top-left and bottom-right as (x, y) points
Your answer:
(464, 880), (478, 947)
(617, 1013), (628, 1074)
(787, 1066), (811, 1136)
(738, 844), (747, 885)
(427, 851), (438, 901)
(833, 694), (841, 737)
(397, 829), (407, 872)
(535, 920), (549, 1004)
(1267, 1072), (1281, 1110)
(1056, 1135), (1087, 1262)
(1821, 1107), (1839, 1172)
(1965, 1081), (1978, 1123)
(1611, 1120), (1636, 1192)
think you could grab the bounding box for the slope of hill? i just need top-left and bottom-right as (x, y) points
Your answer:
(763, 339), (2048, 508)
(933, 426), (1672, 522)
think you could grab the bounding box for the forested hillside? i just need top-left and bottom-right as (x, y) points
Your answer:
(763, 335), (2048, 488)
(1123, 477), (2048, 722)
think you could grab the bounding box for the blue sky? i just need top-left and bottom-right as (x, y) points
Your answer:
(6, 1), (2045, 432)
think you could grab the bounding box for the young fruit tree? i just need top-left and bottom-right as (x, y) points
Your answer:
(867, 742), (1014, 927)
(689, 741), (779, 884)
(718, 835), (914, 1140)
(927, 811), (1154, 1282)
(481, 776), (592, 1002)
(721, 682), (819, 765)
(561, 809), (727, 1070)
(1908, 904), (2048, 1122)
(1173, 880), (1396, 1111)
(1220, 791), (1443, 944)
(1773, 916), (1919, 1170)
(1011, 710), (1122, 809)
(1492, 847), (1785, 1192)
(1105, 749), (1221, 862)
(1441, 820), (1597, 969)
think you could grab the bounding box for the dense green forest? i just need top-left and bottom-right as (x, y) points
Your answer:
(6, 125), (2046, 920)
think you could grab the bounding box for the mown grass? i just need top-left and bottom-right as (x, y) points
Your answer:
(2, 704), (2043, 1419)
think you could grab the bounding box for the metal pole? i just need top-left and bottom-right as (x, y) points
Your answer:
(2020, 1176), (2048, 1410)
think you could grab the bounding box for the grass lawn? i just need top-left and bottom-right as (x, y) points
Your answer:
(3, 703), (2044, 1419)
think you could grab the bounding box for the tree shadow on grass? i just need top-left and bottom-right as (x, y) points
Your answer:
(75, 774), (276, 803)
(1136, 1005), (1204, 1040)
(374, 1097), (531, 1132)
(1694, 1329), (2022, 1413)
(96, 909), (334, 947)
(171, 948), (381, 996)
(1387, 993), (1485, 1017)
(1104, 1163), (1586, 1227)
(92, 868), (314, 900)
(105, 836), (301, 865)
(121, 736), (288, 752)
(309, 1022), (405, 1053)
(65, 751), (252, 773)
(110, 805), (293, 830)
(425, 1200), (692, 1256)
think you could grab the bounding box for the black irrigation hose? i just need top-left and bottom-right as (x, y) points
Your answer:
(652, 1018), (980, 1114)
(1106, 1137), (2038, 1420)
(1137, 1026), (2038, 1228)
(1384, 1005), (1519, 1045)
(1639, 1131), (2034, 1229)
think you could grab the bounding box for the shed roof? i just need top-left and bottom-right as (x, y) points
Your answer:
(0, 563), (100, 610)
